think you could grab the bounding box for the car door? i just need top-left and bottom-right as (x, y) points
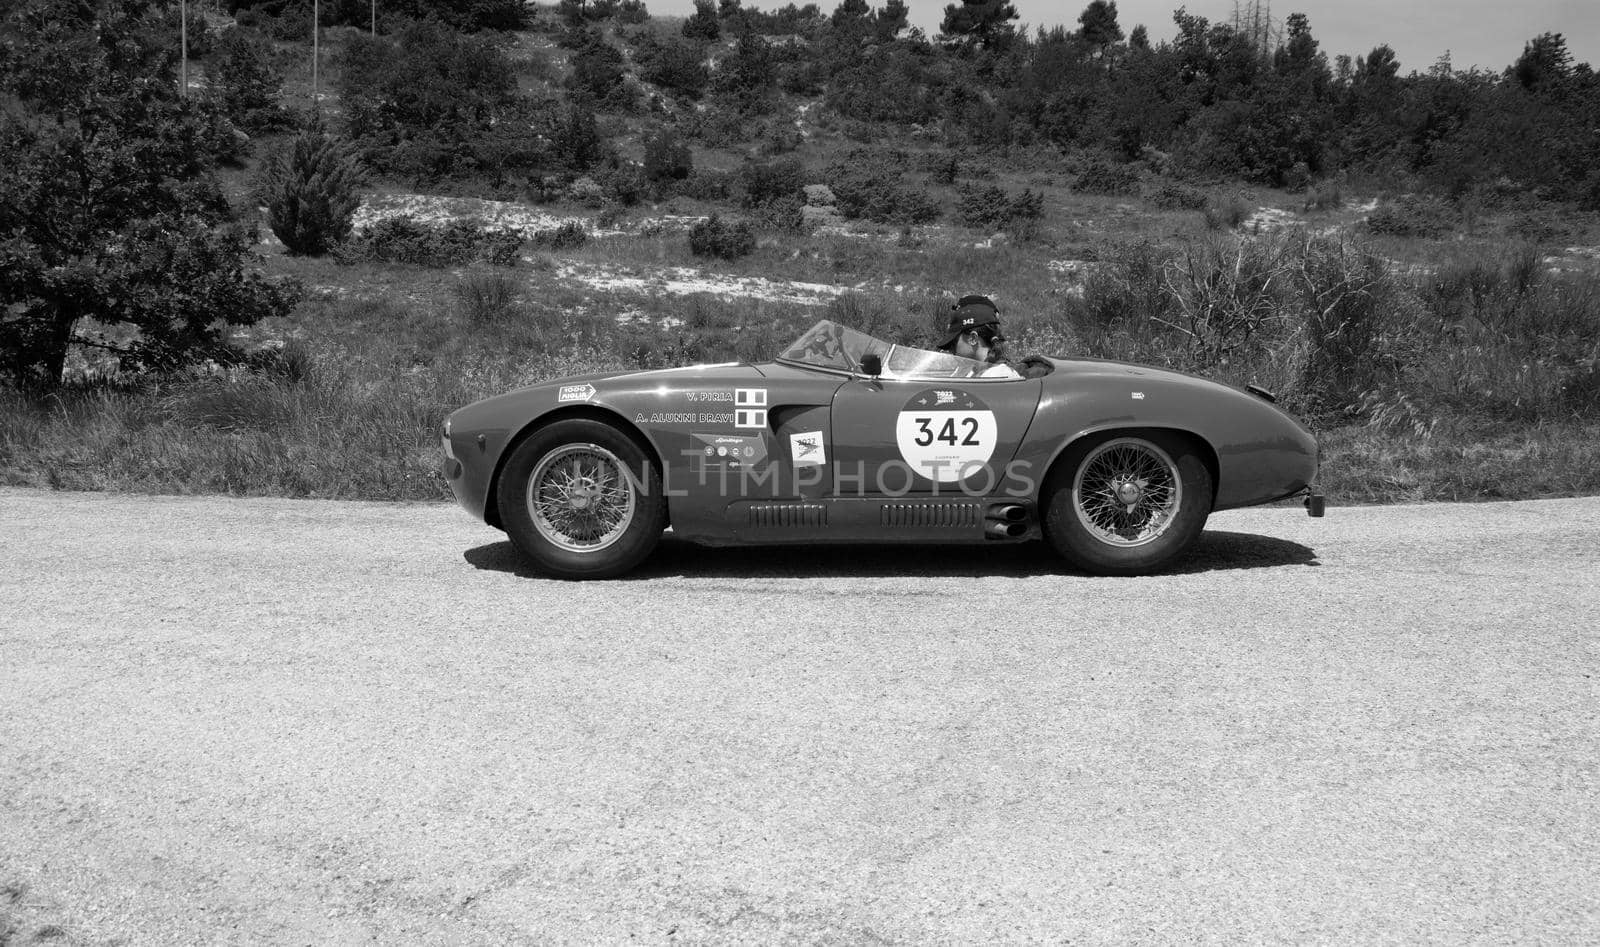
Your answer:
(827, 375), (1044, 497)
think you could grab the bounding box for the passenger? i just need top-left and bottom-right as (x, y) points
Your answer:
(936, 295), (1021, 378)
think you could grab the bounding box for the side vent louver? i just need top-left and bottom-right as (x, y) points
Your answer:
(747, 503), (827, 528)
(880, 503), (982, 528)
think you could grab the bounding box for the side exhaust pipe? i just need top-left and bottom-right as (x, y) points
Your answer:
(985, 503), (1030, 539)
(987, 503), (1028, 524)
(985, 521), (1028, 540)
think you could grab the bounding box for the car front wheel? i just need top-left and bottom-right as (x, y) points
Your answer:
(1044, 433), (1212, 576)
(497, 419), (666, 579)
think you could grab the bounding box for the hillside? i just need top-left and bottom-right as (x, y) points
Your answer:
(3, 0), (1600, 504)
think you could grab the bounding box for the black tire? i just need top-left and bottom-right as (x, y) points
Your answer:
(496, 419), (666, 579)
(1043, 432), (1213, 576)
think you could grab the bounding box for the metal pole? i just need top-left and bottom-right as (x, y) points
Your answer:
(371, 0), (376, 35)
(180, 0), (187, 98)
(311, 0), (319, 110)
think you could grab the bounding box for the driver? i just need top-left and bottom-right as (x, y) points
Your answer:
(936, 295), (1020, 378)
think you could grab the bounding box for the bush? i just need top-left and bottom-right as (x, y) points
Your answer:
(688, 214), (755, 259)
(825, 151), (941, 225)
(1366, 196), (1454, 238)
(1303, 179), (1344, 212)
(643, 127), (693, 182)
(454, 272), (521, 325)
(532, 221), (589, 250)
(1203, 193), (1251, 231)
(258, 123), (364, 256)
(335, 217), (522, 266)
(596, 163), (647, 205)
(1145, 181), (1209, 211)
(739, 158), (806, 208)
(957, 185), (1044, 236)
(1072, 160), (1141, 196)
(677, 167), (735, 201)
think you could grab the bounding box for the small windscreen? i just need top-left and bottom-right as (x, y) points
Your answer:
(777, 320), (994, 379)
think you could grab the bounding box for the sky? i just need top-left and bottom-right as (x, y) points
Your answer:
(647, 0), (1600, 73)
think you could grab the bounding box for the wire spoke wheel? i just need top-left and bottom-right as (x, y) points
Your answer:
(1071, 438), (1183, 548)
(526, 443), (637, 554)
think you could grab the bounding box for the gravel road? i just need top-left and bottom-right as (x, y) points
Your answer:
(2, 488), (1598, 944)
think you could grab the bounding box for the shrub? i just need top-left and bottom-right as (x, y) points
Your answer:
(1303, 178), (1344, 212)
(825, 151), (941, 225)
(688, 214), (755, 259)
(1145, 181), (1209, 211)
(335, 217), (522, 266)
(258, 123), (364, 256)
(454, 272), (521, 325)
(532, 221), (589, 250)
(677, 167), (735, 201)
(643, 127), (693, 182)
(739, 158), (806, 208)
(596, 163), (647, 205)
(1072, 160), (1141, 195)
(1203, 193), (1251, 231)
(957, 185), (1044, 236)
(1366, 196), (1454, 238)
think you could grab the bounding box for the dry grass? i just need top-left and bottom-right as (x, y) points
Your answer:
(5, 175), (1600, 505)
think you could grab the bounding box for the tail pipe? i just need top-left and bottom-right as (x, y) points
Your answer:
(985, 503), (1030, 540)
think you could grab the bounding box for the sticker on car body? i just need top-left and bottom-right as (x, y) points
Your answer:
(789, 430), (826, 467)
(558, 383), (596, 402)
(896, 388), (998, 483)
(734, 388), (767, 429)
(691, 433), (767, 466)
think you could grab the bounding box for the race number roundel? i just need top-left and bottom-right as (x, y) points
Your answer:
(895, 388), (998, 483)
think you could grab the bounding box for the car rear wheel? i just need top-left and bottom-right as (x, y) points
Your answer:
(497, 419), (666, 579)
(1044, 433), (1212, 576)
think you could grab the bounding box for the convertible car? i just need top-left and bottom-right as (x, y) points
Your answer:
(442, 320), (1324, 579)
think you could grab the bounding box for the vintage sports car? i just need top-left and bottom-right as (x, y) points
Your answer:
(442, 320), (1324, 579)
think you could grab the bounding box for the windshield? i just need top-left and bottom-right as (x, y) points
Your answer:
(777, 320), (997, 379)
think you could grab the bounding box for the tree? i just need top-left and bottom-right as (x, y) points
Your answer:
(549, 102), (607, 171)
(938, 0), (1017, 50)
(633, 34), (710, 99)
(0, 0), (296, 390)
(566, 28), (633, 108)
(830, 0), (868, 30)
(1512, 33), (1573, 93)
(1129, 23), (1148, 50)
(258, 121), (364, 255)
(210, 25), (294, 133)
(1077, 1), (1122, 58)
(336, 23), (541, 181)
(878, 0), (908, 38)
(683, 0), (720, 40)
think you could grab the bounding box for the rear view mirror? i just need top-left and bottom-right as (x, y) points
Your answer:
(860, 354), (882, 377)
